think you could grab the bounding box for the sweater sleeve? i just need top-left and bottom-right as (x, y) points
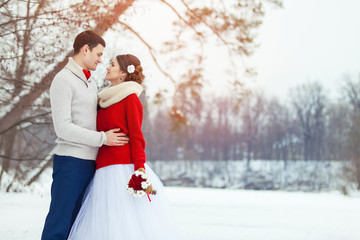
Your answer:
(50, 76), (107, 147)
(125, 94), (146, 170)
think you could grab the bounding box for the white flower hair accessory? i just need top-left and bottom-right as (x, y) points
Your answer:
(127, 64), (135, 74)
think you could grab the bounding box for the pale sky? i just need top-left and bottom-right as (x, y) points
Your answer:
(97, 0), (360, 102)
(247, 0), (360, 101)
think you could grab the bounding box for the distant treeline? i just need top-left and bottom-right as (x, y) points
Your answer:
(2, 79), (360, 191)
(145, 81), (351, 162)
(143, 79), (360, 189)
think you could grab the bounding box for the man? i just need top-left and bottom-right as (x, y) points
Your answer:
(41, 30), (128, 240)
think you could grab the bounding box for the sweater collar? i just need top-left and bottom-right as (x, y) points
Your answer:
(98, 81), (143, 108)
(65, 57), (90, 83)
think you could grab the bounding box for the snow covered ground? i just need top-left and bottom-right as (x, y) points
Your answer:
(1, 187), (359, 240)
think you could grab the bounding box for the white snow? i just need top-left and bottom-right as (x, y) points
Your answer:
(1, 187), (359, 240)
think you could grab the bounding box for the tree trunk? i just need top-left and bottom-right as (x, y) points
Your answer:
(356, 157), (360, 190)
(26, 158), (52, 186)
(0, 128), (16, 189)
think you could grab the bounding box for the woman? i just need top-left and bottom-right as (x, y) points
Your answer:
(68, 54), (181, 240)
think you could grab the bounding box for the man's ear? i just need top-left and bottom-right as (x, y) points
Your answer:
(81, 44), (89, 54)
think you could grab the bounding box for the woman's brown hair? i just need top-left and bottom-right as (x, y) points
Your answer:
(115, 54), (145, 85)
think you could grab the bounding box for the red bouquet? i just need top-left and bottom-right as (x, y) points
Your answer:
(126, 170), (157, 202)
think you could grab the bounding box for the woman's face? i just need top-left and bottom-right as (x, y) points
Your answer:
(105, 58), (125, 85)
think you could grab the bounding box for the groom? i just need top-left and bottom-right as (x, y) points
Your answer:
(41, 30), (128, 240)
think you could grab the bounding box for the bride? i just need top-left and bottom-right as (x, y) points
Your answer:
(68, 54), (182, 240)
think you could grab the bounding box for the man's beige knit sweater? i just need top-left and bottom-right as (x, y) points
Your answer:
(49, 57), (107, 160)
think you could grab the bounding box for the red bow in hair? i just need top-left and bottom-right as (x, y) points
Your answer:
(82, 69), (91, 79)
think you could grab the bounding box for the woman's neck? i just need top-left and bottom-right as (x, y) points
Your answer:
(110, 79), (124, 86)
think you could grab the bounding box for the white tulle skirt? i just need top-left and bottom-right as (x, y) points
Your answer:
(68, 164), (182, 240)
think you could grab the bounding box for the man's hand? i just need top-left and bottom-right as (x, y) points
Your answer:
(104, 128), (129, 146)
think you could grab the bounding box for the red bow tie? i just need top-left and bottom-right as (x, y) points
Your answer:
(82, 69), (91, 80)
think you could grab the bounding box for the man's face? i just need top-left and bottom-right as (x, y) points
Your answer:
(83, 44), (104, 71)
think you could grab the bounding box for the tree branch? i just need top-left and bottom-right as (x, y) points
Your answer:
(118, 20), (176, 85)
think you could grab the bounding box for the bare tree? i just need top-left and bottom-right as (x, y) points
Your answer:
(325, 102), (349, 160)
(0, 0), (137, 189)
(259, 98), (288, 160)
(342, 74), (360, 190)
(290, 82), (327, 161)
(240, 91), (266, 165)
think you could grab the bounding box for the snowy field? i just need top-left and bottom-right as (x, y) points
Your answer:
(1, 187), (360, 240)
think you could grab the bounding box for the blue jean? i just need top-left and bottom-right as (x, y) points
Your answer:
(41, 155), (95, 240)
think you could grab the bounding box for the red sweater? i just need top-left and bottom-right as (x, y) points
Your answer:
(96, 94), (145, 170)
